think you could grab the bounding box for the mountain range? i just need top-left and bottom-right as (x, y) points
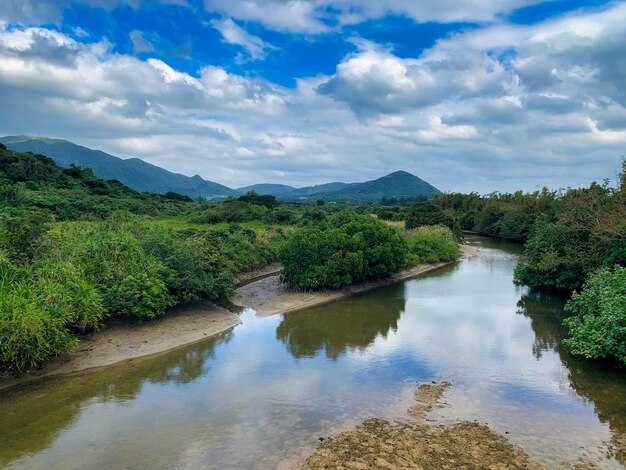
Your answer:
(0, 135), (441, 202)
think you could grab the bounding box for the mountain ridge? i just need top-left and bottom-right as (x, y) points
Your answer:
(0, 135), (236, 198)
(1, 135), (441, 202)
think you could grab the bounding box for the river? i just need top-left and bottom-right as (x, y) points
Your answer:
(1, 235), (624, 469)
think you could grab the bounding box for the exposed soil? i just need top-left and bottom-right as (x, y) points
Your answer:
(302, 381), (543, 470)
(235, 262), (282, 287)
(0, 301), (240, 391)
(233, 245), (478, 317)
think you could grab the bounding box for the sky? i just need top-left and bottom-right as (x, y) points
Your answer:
(0, 0), (624, 192)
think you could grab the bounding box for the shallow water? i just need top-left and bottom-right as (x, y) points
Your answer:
(1, 236), (625, 469)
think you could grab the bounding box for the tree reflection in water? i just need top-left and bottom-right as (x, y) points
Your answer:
(517, 291), (626, 464)
(0, 330), (234, 467)
(276, 283), (406, 360)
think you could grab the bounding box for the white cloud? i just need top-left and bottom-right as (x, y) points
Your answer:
(0, 4), (625, 193)
(318, 40), (512, 116)
(204, 0), (328, 34)
(202, 0), (550, 33)
(210, 17), (275, 61)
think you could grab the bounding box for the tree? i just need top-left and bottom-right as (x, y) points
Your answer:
(279, 215), (407, 289)
(563, 266), (626, 366)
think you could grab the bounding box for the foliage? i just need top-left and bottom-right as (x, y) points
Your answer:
(405, 203), (454, 230)
(0, 209), (54, 261)
(42, 216), (175, 319)
(515, 182), (626, 291)
(279, 214), (407, 290)
(238, 191), (278, 208)
(0, 253), (104, 372)
(406, 225), (460, 263)
(563, 266), (626, 366)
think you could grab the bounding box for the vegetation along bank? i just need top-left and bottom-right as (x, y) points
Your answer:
(1, 144), (623, 377)
(0, 145), (463, 377)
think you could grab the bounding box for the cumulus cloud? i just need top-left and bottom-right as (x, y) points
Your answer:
(202, 0), (549, 33)
(0, 0), (189, 25)
(210, 18), (275, 61)
(318, 41), (513, 116)
(0, 3), (625, 193)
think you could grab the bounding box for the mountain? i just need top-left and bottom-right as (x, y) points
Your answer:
(288, 182), (354, 197)
(0, 135), (441, 203)
(236, 183), (297, 195)
(285, 171), (441, 203)
(327, 170), (440, 200)
(0, 135), (236, 199)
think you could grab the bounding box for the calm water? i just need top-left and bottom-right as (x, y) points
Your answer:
(1, 236), (625, 469)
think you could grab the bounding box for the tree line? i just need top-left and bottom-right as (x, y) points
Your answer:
(432, 161), (626, 367)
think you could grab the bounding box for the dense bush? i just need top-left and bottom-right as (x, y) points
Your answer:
(279, 214), (407, 289)
(238, 191), (278, 209)
(0, 253), (104, 371)
(475, 206), (505, 235)
(405, 202), (454, 230)
(563, 266), (626, 366)
(515, 182), (626, 291)
(42, 217), (175, 319)
(0, 209), (54, 261)
(140, 228), (234, 303)
(406, 225), (460, 263)
(496, 209), (535, 242)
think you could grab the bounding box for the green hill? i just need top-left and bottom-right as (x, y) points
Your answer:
(236, 183), (297, 195)
(287, 182), (354, 197)
(289, 171), (441, 203)
(0, 135), (441, 203)
(0, 136), (236, 199)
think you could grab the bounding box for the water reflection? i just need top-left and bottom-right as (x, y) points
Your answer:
(0, 330), (234, 467)
(276, 283), (405, 359)
(517, 290), (626, 465)
(1, 237), (625, 469)
(516, 290), (568, 359)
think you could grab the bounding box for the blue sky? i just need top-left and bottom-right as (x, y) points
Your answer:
(0, 0), (624, 191)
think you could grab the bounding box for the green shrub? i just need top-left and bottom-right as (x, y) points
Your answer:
(41, 217), (174, 319)
(475, 206), (505, 235)
(405, 203), (454, 230)
(0, 253), (104, 371)
(496, 209), (535, 242)
(187, 208), (223, 224)
(279, 215), (407, 290)
(140, 227), (234, 303)
(563, 266), (626, 366)
(0, 209), (54, 261)
(406, 225), (460, 263)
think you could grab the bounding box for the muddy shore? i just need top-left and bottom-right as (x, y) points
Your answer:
(0, 302), (240, 391)
(0, 247), (477, 391)
(233, 244), (478, 317)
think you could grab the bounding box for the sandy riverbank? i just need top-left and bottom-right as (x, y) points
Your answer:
(0, 245), (477, 391)
(0, 301), (240, 391)
(233, 244), (479, 317)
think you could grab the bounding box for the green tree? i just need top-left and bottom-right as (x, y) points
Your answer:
(563, 266), (626, 366)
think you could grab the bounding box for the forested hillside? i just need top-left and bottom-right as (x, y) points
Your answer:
(1, 136), (236, 199)
(0, 136), (441, 203)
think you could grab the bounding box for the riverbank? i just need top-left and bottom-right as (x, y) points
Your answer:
(302, 381), (542, 470)
(0, 246), (477, 391)
(233, 244), (479, 316)
(0, 301), (240, 391)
